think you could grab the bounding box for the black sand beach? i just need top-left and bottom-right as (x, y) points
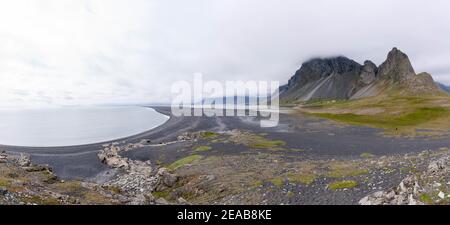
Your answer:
(2, 106), (449, 180)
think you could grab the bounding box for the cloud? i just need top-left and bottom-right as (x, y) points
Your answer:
(0, 0), (450, 107)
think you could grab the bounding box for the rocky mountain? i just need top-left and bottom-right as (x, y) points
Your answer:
(437, 82), (450, 93)
(280, 48), (443, 102)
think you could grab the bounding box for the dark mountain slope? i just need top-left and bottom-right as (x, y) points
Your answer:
(280, 48), (443, 102)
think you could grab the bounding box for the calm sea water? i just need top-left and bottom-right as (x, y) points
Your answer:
(0, 106), (169, 147)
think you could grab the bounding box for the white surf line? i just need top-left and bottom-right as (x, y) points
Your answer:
(302, 75), (333, 100)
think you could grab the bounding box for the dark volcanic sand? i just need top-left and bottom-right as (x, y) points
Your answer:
(2, 106), (450, 181)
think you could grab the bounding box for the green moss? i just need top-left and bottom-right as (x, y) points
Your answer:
(194, 146), (212, 152)
(267, 177), (284, 187)
(328, 180), (358, 190)
(326, 164), (369, 178)
(360, 153), (375, 158)
(314, 107), (449, 131)
(419, 194), (434, 204)
(152, 190), (171, 199)
(167, 155), (202, 171)
(249, 140), (286, 149)
(201, 131), (218, 138)
(287, 173), (317, 185)
(0, 178), (11, 188)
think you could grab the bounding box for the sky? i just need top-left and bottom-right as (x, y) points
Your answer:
(1, 0), (450, 107)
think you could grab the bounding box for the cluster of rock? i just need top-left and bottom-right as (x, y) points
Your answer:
(98, 143), (180, 205)
(177, 132), (205, 142)
(359, 155), (449, 205)
(280, 48), (443, 102)
(0, 152), (80, 205)
(0, 151), (7, 163)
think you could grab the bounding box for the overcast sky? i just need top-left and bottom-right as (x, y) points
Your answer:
(1, 0), (449, 107)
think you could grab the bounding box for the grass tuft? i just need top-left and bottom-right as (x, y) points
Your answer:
(167, 155), (202, 171)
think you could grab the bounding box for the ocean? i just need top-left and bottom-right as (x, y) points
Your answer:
(0, 106), (169, 147)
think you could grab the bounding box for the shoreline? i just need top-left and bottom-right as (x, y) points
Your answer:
(2, 106), (450, 176)
(1, 106), (449, 205)
(0, 106), (172, 151)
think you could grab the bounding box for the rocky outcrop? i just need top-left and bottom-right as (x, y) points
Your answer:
(281, 57), (364, 101)
(280, 48), (443, 102)
(359, 154), (449, 205)
(360, 60), (378, 85)
(98, 143), (179, 205)
(377, 47), (415, 83)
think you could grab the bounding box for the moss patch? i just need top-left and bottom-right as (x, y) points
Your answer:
(194, 146), (212, 152)
(267, 177), (284, 187)
(249, 140), (286, 149)
(303, 95), (450, 136)
(167, 155), (202, 171)
(328, 180), (358, 190)
(201, 131), (218, 138)
(419, 194), (434, 204)
(287, 173), (317, 185)
(360, 153), (375, 158)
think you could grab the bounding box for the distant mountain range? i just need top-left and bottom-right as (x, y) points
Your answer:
(280, 48), (444, 102)
(437, 82), (450, 93)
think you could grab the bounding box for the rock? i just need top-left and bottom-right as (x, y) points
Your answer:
(177, 197), (190, 205)
(377, 47), (415, 83)
(280, 56), (364, 101)
(17, 154), (31, 167)
(427, 157), (448, 176)
(0, 188), (8, 196)
(359, 175), (422, 205)
(438, 192), (446, 199)
(127, 194), (147, 205)
(155, 197), (169, 205)
(359, 191), (385, 205)
(360, 60), (378, 84)
(0, 151), (7, 163)
(281, 47), (441, 102)
(154, 168), (178, 191)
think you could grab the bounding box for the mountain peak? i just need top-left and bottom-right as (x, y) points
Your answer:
(280, 48), (443, 102)
(378, 47), (415, 83)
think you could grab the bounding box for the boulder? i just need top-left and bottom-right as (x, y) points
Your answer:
(154, 168), (178, 191)
(17, 154), (31, 167)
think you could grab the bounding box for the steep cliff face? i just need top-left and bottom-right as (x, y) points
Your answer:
(280, 48), (443, 102)
(377, 47), (415, 83)
(281, 57), (364, 101)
